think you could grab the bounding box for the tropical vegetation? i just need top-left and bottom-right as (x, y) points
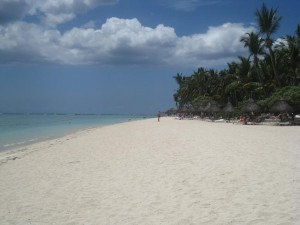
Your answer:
(172, 4), (300, 115)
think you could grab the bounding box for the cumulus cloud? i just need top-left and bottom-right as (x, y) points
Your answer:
(0, 17), (254, 68)
(30, 0), (119, 26)
(172, 23), (253, 67)
(0, 22), (61, 63)
(0, 0), (118, 26)
(0, 0), (30, 24)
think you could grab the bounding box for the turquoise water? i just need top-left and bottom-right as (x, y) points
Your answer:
(0, 114), (145, 152)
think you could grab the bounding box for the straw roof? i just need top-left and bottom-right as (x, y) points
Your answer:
(181, 104), (194, 113)
(197, 105), (206, 112)
(270, 99), (294, 113)
(222, 101), (235, 113)
(205, 102), (220, 113)
(241, 98), (261, 113)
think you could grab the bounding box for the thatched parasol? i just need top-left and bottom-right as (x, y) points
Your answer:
(197, 105), (206, 113)
(205, 102), (220, 113)
(189, 106), (196, 114)
(181, 104), (195, 114)
(222, 101), (235, 113)
(180, 105), (189, 113)
(242, 98), (261, 113)
(270, 99), (294, 113)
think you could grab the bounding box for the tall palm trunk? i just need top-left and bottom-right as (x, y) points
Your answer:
(266, 40), (281, 88)
(253, 55), (267, 96)
(255, 3), (282, 88)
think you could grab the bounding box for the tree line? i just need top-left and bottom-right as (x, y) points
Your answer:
(172, 4), (300, 114)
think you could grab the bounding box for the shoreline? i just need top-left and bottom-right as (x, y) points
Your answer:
(0, 114), (148, 153)
(0, 117), (145, 162)
(0, 117), (299, 224)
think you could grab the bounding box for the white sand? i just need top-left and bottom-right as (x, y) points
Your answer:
(0, 117), (300, 225)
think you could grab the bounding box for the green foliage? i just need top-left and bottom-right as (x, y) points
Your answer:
(258, 86), (300, 112)
(165, 108), (177, 116)
(225, 80), (241, 94)
(192, 96), (212, 109)
(171, 4), (300, 115)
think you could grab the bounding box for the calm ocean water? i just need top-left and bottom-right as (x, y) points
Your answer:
(0, 114), (145, 152)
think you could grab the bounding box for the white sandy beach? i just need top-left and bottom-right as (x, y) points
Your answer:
(0, 117), (300, 225)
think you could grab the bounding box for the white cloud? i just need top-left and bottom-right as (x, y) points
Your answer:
(0, 21), (61, 63)
(172, 23), (253, 67)
(42, 12), (76, 27)
(0, 18), (254, 68)
(0, 0), (119, 26)
(81, 20), (98, 29)
(32, 0), (119, 26)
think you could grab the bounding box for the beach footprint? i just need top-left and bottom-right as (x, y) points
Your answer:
(246, 219), (268, 225)
(174, 218), (195, 225)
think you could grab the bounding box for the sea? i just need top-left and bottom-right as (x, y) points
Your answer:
(0, 113), (146, 152)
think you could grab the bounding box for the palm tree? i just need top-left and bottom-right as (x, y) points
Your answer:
(173, 73), (187, 108)
(259, 57), (277, 93)
(225, 57), (251, 102)
(275, 25), (300, 85)
(240, 32), (266, 96)
(237, 56), (251, 83)
(277, 35), (298, 85)
(173, 73), (184, 87)
(296, 24), (300, 83)
(255, 3), (282, 88)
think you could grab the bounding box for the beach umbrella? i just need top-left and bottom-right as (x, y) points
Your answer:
(180, 105), (188, 113)
(241, 98), (261, 113)
(210, 103), (220, 113)
(189, 106), (196, 114)
(180, 104), (193, 114)
(197, 105), (206, 113)
(270, 99), (294, 113)
(222, 101), (235, 113)
(205, 102), (220, 113)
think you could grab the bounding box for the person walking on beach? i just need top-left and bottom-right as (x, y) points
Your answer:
(157, 111), (161, 122)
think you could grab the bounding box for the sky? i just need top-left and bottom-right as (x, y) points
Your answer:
(0, 0), (299, 115)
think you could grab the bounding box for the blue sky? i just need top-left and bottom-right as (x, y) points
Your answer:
(0, 0), (299, 115)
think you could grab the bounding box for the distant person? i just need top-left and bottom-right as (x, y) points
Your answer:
(157, 111), (161, 122)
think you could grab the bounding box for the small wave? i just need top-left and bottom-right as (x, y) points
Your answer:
(3, 143), (15, 148)
(28, 138), (40, 143)
(1, 138), (44, 152)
